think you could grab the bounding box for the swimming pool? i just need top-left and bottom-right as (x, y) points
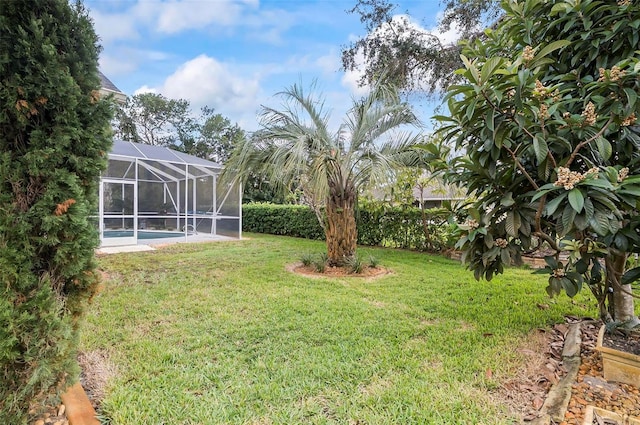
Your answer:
(103, 230), (187, 240)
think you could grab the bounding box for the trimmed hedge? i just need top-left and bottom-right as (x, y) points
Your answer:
(242, 204), (324, 240)
(242, 203), (455, 251)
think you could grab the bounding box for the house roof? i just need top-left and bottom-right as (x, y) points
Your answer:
(110, 140), (223, 170)
(99, 71), (127, 104)
(413, 185), (463, 201)
(99, 71), (122, 93)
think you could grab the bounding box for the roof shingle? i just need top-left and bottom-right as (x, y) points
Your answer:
(98, 71), (123, 94)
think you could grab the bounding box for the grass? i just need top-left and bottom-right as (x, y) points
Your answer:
(83, 233), (596, 425)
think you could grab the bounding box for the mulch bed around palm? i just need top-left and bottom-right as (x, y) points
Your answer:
(288, 263), (391, 279)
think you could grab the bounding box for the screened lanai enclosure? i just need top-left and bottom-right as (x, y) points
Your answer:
(100, 140), (241, 246)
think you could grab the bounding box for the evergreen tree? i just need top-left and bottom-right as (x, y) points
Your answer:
(0, 1), (112, 422)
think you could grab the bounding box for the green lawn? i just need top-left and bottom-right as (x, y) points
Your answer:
(83, 234), (595, 425)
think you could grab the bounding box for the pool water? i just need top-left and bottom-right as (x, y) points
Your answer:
(103, 231), (186, 239)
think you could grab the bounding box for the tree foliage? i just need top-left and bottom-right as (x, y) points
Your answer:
(342, 0), (500, 95)
(114, 92), (191, 146)
(438, 0), (640, 326)
(114, 94), (244, 162)
(0, 0), (112, 422)
(225, 82), (423, 264)
(183, 107), (245, 163)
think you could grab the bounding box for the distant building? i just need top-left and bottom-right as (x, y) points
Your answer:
(412, 183), (465, 209)
(367, 176), (465, 209)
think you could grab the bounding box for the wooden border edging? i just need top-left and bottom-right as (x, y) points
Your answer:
(60, 383), (100, 425)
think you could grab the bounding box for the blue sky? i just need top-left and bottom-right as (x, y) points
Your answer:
(87, 0), (455, 131)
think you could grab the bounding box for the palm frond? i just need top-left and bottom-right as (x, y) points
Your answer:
(225, 79), (425, 208)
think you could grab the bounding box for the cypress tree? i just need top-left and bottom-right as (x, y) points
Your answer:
(0, 1), (112, 422)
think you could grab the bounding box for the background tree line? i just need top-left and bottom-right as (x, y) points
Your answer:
(114, 92), (244, 163)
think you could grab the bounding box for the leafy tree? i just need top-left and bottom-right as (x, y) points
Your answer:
(114, 92), (193, 147)
(115, 95), (245, 163)
(370, 136), (451, 205)
(438, 0), (640, 327)
(0, 0), (112, 422)
(241, 172), (287, 204)
(363, 137), (460, 252)
(342, 0), (500, 95)
(237, 132), (288, 204)
(225, 82), (422, 265)
(181, 106), (246, 163)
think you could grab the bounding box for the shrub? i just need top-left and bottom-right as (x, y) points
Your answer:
(242, 202), (456, 252)
(319, 252), (329, 264)
(313, 257), (326, 273)
(300, 253), (314, 267)
(0, 1), (112, 422)
(345, 254), (364, 274)
(439, 0), (640, 323)
(242, 203), (324, 240)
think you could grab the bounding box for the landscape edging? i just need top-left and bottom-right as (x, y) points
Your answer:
(530, 322), (582, 425)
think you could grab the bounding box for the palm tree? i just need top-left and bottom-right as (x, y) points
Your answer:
(225, 82), (422, 265)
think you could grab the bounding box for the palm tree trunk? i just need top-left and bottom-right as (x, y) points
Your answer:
(325, 185), (357, 266)
(606, 253), (640, 328)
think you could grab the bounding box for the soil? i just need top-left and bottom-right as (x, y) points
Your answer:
(603, 330), (640, 356)
(489, 318), (640, 424)
(29, 350), (116, 425)
(496, 322), (571, 421)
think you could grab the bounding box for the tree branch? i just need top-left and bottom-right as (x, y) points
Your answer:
(534, 193), (546, 233)
(565, 114), (614, 168)
(505, 145), (539, 190)
(533, 231), (560, 251)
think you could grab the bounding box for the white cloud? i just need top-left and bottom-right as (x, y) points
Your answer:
(89, 0), (263, 43)
(243, 9), (296, 45)
(254, 27), (286, 45)
(315, 51), (341, 76)
(155, 0), (257, 34)
(99, 54), (138, 77)
(91, 9), (139, 44)
(340, 51), (370, 97)
(377, 14), (461, 48)
(133, 85), (157, 95)
(431, 11), (465, 45)
(341, 70), (369, 97)
(340, 13), (463, 95)
(98, 48), (174, 78)
(347, 33), (360, 43)
(139, 55), (263, 129)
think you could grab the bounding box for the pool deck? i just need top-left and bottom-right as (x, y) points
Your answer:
(97, 234), (239, 255)
(97, 245), (156, 255)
